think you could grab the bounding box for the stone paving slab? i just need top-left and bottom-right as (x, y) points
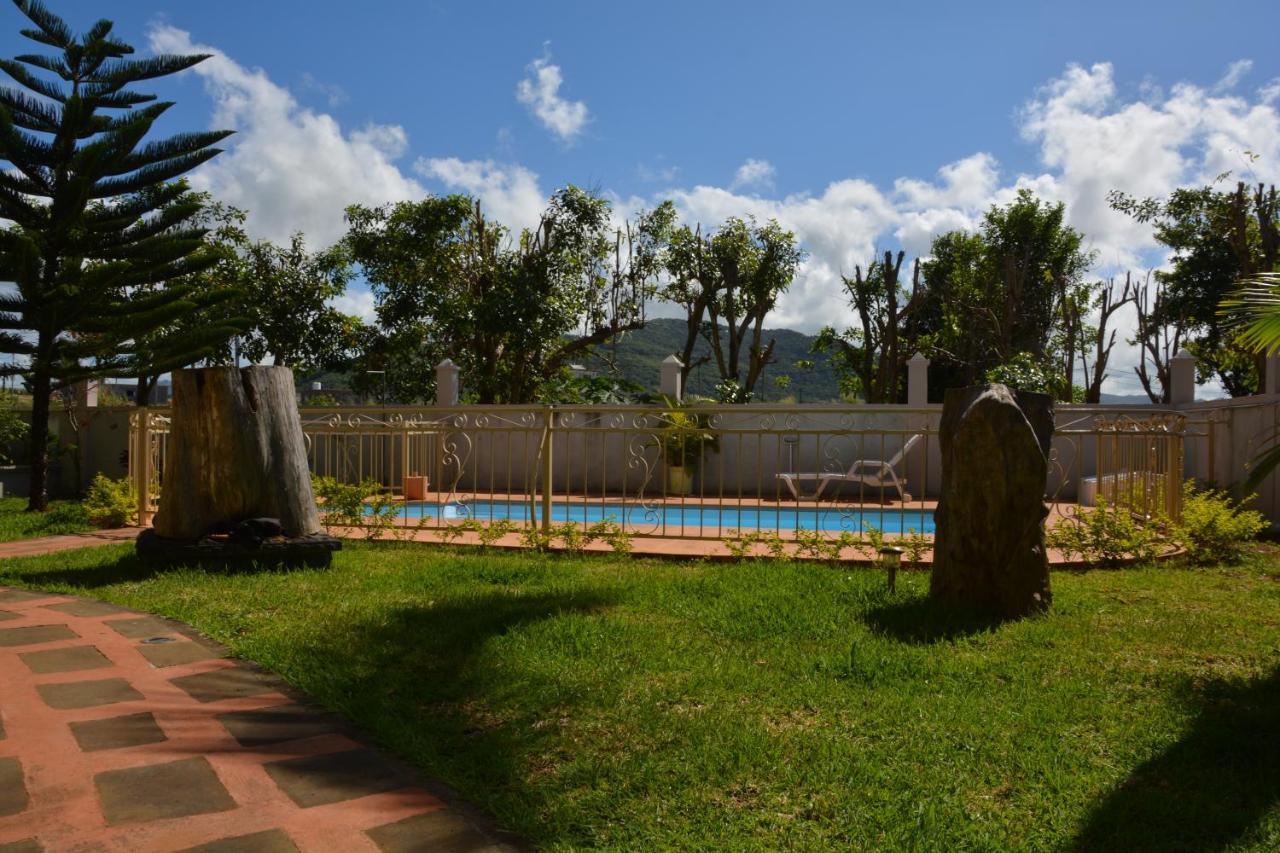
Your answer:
(170, 666), (283, 703)
(0, 624), (77, 647)
(0, 582), (518, 851)
(70, 712), (168, 753)
(138, 639), (220, 668)
(178, 828), (300, 852)
(18, 644), (112, 674)
(0, 838), (41, 853)
(96, 756), (239, 825)
(216, 704), (339, 748)
(36, 677), (144, 710)
(104, 615), (179, 639)
(0, 758), (27, 818)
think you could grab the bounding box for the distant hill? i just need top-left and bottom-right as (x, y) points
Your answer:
(583, 318), (843, 402)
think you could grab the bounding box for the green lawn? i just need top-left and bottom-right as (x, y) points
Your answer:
(1, 543), (1278, 850)
(0, 496), (93, 541)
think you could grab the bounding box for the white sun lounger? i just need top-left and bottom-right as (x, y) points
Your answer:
(776, 434), (921, 501)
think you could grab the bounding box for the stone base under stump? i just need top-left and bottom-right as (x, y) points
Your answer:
(136, 528), (341, 569)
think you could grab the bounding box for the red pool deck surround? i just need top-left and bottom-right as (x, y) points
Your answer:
(0, 586), (514, 852)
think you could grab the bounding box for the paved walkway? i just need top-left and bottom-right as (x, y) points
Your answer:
(0, 585), (514, 852)
(0, 528), (144, 560)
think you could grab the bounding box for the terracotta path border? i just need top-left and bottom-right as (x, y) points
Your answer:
(0, 583), (517, 852)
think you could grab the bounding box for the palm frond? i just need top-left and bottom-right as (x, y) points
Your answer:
(1221, 272), (1280, 354)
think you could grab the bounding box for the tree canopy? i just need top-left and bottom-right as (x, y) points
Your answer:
(345, 187), (675, 404)
(0, 0), (235, 508)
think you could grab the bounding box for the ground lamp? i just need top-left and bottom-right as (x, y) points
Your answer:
(879, 545), (903, 592)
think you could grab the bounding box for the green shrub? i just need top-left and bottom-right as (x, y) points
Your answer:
(1046, 497), (1163, 566)
(312, 475), (402, 537)
(45, 500), (90, 533)
(1171, 482), (1268, 565)
(0, 391), (27, 464)
(83, 474), (135, 528)
(901, 528), (931, 565)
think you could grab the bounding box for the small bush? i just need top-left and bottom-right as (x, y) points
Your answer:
(83, 474), (135, 528)
(1171, 482), (1268, 565)
(1046, 497), (1163, 566)
(45, 501), (90, 533)
(901, 528), (931, 566)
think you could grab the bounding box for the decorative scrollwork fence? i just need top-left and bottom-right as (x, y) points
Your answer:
(128, 404), (1191, 540)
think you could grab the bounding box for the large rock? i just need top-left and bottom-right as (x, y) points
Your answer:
(929, 384), (1052, 618)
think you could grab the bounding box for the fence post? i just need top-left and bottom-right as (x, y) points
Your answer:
(435, 359), (459, 406)
(541, 408), (554, 533)
(134, 407), (150, 527)
(1265, 354), (1280, 396)
(661, 355), (683, 402)
(906, 354), (930, 502)
(907, 353), (929, 406)
(1170, 350), (1196, 405)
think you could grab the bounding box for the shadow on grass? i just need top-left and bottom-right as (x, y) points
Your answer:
(862, 594), (1013, 644)
(284, 587), (618, 846)
(0, 550), (317, 591)
(1073, 667), (1280, 851)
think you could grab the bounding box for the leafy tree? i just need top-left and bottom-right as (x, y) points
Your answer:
(130, 192), (249, 406)
(1111, 180), (1279, 397)
(812, 251), (920, 402)
(239, 234), (358, 371)
(912, 190), (1093, 400)
(346, 188), (675, 404)
(0, 1), (234, 509)
(663, 216), (804, 401)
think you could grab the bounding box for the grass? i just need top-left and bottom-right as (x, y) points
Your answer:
(1, 543), (1278, 850)
(0, 496), (93, 541)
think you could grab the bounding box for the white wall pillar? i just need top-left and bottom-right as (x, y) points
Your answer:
(1170, 350), (1196, 405)
(906, 353), (930, 406)
(435, 359), (459, 406)
(661, 354), (683, 402)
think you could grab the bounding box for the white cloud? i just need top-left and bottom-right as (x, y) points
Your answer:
(515, 50), (589, 143)
(730, 158), (776, 191)
(1215, 59), (1253, 92)
(146, 24), (423, 246)
(414, 157), (547, 233)
(300, 72), (348, 108)
(331, 287), (377, 324)
(657, 61), (1280, 394)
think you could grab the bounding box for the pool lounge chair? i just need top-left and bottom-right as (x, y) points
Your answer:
(776, 434), (922, 502)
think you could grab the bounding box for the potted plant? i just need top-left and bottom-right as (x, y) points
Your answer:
(655, 401), (720, 496)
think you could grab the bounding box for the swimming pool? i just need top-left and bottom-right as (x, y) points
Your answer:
(389, 499), (935, 535)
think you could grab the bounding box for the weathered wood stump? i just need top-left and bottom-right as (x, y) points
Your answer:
(139, 366), (338, 567)
(929, 384), (1052, 618)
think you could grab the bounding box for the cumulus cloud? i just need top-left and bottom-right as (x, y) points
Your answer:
(657, 62), (1280, 393)
(515, 50), (589, 143)
(730, 158), (776, 191)
(413, 157), (547, 233)
(146, 24), (423, 246)
(144, 27), (1280, 395)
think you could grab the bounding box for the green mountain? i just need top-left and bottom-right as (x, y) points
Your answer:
(583, 318), (843, 402)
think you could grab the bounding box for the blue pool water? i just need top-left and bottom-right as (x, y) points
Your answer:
(388, 499), (935, 534)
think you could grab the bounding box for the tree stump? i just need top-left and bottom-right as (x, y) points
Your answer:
(143, 366), (334, 565)
(929, 384), (1052, 618)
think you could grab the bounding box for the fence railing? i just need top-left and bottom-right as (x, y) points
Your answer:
(128, 403), (1192, 541)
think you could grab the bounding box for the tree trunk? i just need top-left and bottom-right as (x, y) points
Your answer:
(153, 366), (320, 540)
(25, 362), (51, 512)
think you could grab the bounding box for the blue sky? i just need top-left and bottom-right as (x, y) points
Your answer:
(3, 1), (1280, 392)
